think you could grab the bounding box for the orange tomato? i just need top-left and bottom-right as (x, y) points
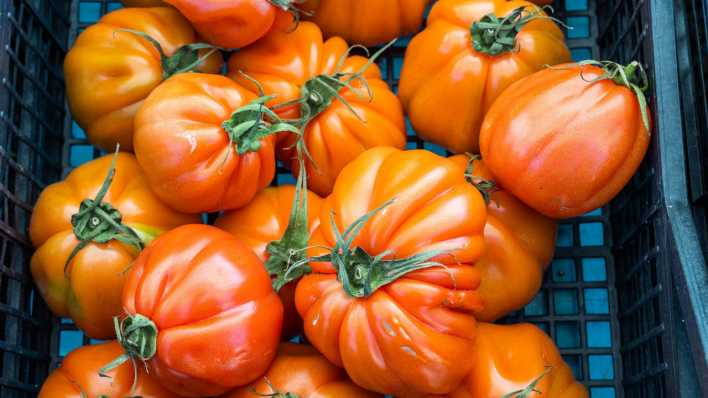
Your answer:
(301, 0), (431, 46)
(64, 7), (222, 152)
(134, 73), (291, 213)
(123, 0), (166, 6)
(398, 0), (570, 154)
(121, 224), (283, 397)
(450, 155), (557, 321)
(447, 323), (588, 398)
(164, 0), (297, 48)
(479, 62), (652, 218)
(223, 343), (381, 398)
(215, 185), (324, 338)
(227, 22), (406, 196)
(38, 341), (177, 397)
(295, 147), (487, 396)
(29, 153), (198, 339)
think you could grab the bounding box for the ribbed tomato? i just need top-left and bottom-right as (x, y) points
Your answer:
(398, 0), (570, 154)
(64, 7), (222, 152)
(227, 22), (406, 196)
(295, 147), (487, 396)
(479, 61), (651, 218)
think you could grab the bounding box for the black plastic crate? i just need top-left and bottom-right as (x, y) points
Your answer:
(0, 0), (706, 397)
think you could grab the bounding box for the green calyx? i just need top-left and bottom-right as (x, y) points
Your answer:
(250, 377), (301, 398)
(577, 60), (651, 131)
(501, 367), (552, 398)
(116, 29), (220, 79)
(311, 200), (446, 298)
(222, 95), (300, 155)
(99, 314), (158, 394)
(265, 157), (312, 291)
(285, 39), (397, 127)
(463, 153), (498, 205)
(471, 6), (555, 56)
(66, 147), (144, 275)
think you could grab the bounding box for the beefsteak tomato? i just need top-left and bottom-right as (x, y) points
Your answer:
(38, 341), (176, 398)
(29, 153), (198, 339)
(117, 224), (283, 397)
(163, 0), (298, 49)
(122, 0), (166, 6)
(223, 343), (381, 398)
(64, 7), (222, 152)
(398, 0), (570, 154)
(215, 184), (323, 339)
(448, 323), (588, 398)
(479, 61), (652, 218)
(134, 73), (297, 213)
(300, 0), (431, 46)
(450, 155), (557, 321)
(294, 147), (487, 396)
(227, 22), (406, 196)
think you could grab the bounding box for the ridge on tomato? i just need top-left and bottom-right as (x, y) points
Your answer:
(479, 61), (652, 218)
(399, 0), (571, 154)
(227, 22), (406, 196)
(110, 224), (283, 397)
(222, 343), (381, 398)
(64, 7), (222, 152)
(133, 73), (300, 213)
(29, 152), (199, 339)
(293, 147), (487, 397)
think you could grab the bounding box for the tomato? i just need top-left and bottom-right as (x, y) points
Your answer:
(398, 0), (570, 154)
(122, 0), (166, 6)
(29, 153), (198, 339)
(448, 323), (588, 398)
(293, 147), (487, 396)
(223, 343), (380, 398)
(479, 61), (652, 218)
(449, 155), (557, 321)
(38, 341), (176, 398)
(64, 7), (222, 152)
(227, 22), (406, 196)
(164, 0), (297, 49)
(300, 0), (431, 46)
(118, 224), (283, 397)
(215, 185), (323, 338)
(134, 73), (297, 213)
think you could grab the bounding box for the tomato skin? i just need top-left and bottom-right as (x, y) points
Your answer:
(38, 341), (177, 398)
(134, 73), (278, 213)
(64, 7), (222, 152)
(215, 185), (324, 338)
(122, 0), (166, 6)
(300, 0), (431, 46)
(164, 0), (293, 48)
(398, 0), (570, 154)
(447, 323), (588, 398)
(122, 224), (283, 397)
(295, 147), (487, 397)
(449, 155), (557, 321)
(29, 154), (199, 339)
(222, 343), (381, 398)
(227, 22), (406, 196)
(479, 64), (652, 218)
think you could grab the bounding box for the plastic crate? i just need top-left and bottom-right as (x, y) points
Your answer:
(0, 0), (706, 397)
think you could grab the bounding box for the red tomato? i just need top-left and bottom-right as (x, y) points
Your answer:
(119, 224), (283, 397)
(479, 61), (651, 218)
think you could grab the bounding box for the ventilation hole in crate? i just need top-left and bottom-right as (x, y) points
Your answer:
(58, 330), (83, 356)
(587, 321), (612, 348)
(556, 321), (581, 348)
(70, 121), (85, 139)
(567, 16), (591, 39)
(524, 290), (548, 316)
(69, 145), (94, 167)
(78, 2), (102, 23)
(556, 224), (574, 247)
(582, 258), (607, 282)
(571, 47), (593, 61)
(580, 222), (604, 246)
(107, 2), (122, 11)
(563, 354), (584, 380)
(590, 387), (616, 398)
(554, 289), (579, 315)
(566, 0), (589, 11)
(584, 288), (610, 314)
(588, 354), (614, 380)
(533, 321), (550, 334)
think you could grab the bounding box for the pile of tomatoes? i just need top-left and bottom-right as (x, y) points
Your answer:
(33, 0), (650, 397)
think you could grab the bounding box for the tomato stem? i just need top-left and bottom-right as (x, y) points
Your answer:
(66, 146), (144, 276)
(250, 377), (301, 398)
(463, 153), (499, 205)
(501, 366), (553, 398)
(470, 6), (562, 56)
(310, 200), (449, 298)
(115, 29), (221, 78)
